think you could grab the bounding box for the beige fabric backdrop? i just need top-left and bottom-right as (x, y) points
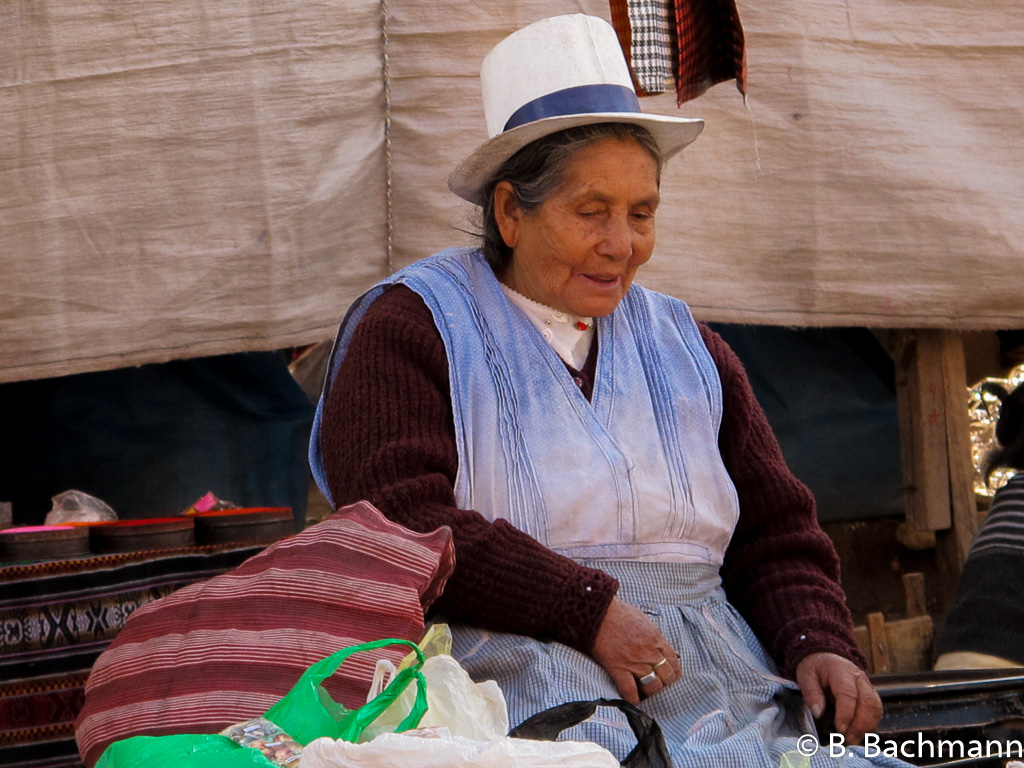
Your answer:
(3, 0), (1023, 383)
(2, 0), (390, 383)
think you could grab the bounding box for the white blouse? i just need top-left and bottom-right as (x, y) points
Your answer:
(499, 283), (594, 370)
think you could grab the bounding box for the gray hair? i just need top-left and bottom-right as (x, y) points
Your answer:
(479, 123), (663, 273)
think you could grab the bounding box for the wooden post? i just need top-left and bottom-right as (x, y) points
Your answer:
(883, 330), (950, 544)
(867, 612), (892, 674)
(940, 330), (978, 569)
(902, 572), (927, 618)
(879, 330), (977, 546)
(877, 329), (978, 613)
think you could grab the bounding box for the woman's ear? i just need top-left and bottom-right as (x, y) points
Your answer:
(493, 181), (521, 249)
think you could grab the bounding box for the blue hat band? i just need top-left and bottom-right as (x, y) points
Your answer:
(503, 84), (641, 133)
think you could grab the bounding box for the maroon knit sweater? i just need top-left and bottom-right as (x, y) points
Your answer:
(319, 285), (865, 677)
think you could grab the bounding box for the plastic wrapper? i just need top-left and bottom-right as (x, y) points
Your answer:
(44, 489), (118, 525)
(185, 491), (240, 514)
(220, 717), (303, 766)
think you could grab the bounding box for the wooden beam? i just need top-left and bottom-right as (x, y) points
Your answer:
(899, 331), (952, 532)
(940, 330), (978, 569)
(876, 330), (978, 611)
(878, 329), (980, 552)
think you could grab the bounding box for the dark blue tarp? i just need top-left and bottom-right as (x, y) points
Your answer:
(709, 324), (904, 521)
(0, 352), (315, 528)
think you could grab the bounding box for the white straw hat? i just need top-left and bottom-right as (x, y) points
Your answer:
(448, 14), (704, 206)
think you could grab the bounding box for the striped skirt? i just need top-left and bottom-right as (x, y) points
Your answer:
(443, 560), (912, 768)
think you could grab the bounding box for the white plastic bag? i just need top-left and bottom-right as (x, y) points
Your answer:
(359, 654), (509, 743)
(302, 728), (621, 768)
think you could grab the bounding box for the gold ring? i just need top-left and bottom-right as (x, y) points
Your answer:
(653, 657), (669, 669)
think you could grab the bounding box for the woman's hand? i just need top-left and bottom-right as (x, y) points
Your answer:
(589, 598), (682, 704)
(795, 652), (883, 745)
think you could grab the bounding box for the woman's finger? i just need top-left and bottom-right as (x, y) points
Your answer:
(844, 673), (883, 744)
(795, 655), (828, 720)
(666, 650), (683, 680)
(636, 667), (665, 698)
(653, 649), (682, 684)
(611, 667), (641, 705)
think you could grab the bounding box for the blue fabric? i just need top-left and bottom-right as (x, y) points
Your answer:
(503, 84), (642, 131)
(445, 560), (912, 768)
(312, 248), (739, 564)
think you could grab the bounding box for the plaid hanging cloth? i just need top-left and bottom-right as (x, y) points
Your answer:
(608, 0), (746, 104)
(674, 0), (747, 104)
(608, 0), (647, 93)
(628, 0), (675, 94)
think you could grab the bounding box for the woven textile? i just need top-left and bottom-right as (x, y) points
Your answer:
(0, 673), (88, 767)
(73, 501), (454, 767)
(674, 0), (746, 104)
(609, 0), (745, 103)
(0, 672), (87, 742)
(608, 0), (650, 95)
(0, 549), (256, 658)
(961, 473), (1024, 559)
(0, 544), (264, 768)
(627, 0), (674, 94)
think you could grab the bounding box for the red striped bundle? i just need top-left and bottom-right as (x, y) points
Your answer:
(74, 501), (454, 767)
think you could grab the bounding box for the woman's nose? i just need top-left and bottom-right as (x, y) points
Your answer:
(597, 215), (634, 260)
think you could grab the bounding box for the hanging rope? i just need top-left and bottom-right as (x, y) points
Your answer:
(381, 0), (395, 273)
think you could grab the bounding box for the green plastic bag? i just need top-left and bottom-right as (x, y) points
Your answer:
(265, 637), (427, 745)
(94, 638), (428, 768)
(95, 734), (276, 768)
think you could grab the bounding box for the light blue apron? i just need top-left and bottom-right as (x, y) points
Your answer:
(312, 247), (739, 564)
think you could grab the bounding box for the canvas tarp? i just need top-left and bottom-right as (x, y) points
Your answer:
(3, 0), (1022, 383)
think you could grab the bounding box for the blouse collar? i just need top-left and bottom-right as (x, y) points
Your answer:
(500, 283), (595, 370)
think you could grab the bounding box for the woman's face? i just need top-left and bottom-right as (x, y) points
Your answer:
(494, 137), (660, 318)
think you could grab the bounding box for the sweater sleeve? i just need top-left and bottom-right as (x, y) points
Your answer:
(699, 323), (867, 677)
(318, 284), (619, 653)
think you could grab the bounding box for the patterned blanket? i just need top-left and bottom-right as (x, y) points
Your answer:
(0, 544), (265, 768)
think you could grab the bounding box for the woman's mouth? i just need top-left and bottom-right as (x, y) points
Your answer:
(582, 274), (621, 286)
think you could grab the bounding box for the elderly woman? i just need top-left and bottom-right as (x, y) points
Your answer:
(312, 14), (911, 767)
